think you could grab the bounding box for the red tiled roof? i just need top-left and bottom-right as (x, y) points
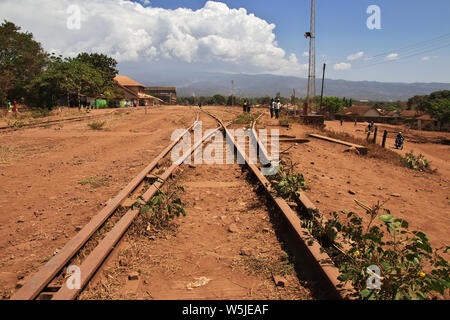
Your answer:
(400, 110), (423, 118)
(417, 114), (435, 121)
(114, 75), (145, 87)
(342, 106), (381, 116)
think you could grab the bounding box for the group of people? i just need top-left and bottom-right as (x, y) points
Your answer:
(270, 98), (281, 119)
(242, 99), (251, 113)
(7, 100), (19, 115)
(367, 121), (375, 132)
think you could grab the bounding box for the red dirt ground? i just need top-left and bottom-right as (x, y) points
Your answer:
(0, 106), (448, 299)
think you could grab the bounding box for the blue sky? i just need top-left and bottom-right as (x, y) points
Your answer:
(1, 0), (449, 83)
(137, 0), (450, 82)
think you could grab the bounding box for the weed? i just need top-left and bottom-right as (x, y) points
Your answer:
(87, 121), (106, 130)
(305, 200), (449, 300)
(132, 184), (186, 235)
(78, 177), (108, 188)
(31, 110), (51, 119)
(267, 161), (309, 202)
(402, 151), (431, 172)
(233, 113), (259, 127)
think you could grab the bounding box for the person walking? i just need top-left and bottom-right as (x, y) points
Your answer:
(12, 100), (19, 115)
(275, 99), (281, 119)
(270, 98), (275, 118)
(7, 101), (12, 114)
(243, 99), (248, 113)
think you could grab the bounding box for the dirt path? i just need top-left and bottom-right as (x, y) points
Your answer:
(78, 110), (314, 300)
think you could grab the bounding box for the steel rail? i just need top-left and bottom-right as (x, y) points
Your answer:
(204, 110), (354, 299)
(52, 119), (225, 300)
(11, 112), (200, 300)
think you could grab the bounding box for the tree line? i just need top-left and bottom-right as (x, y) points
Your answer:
(0, 20), (123, 109)
(407, 91), (450, 123)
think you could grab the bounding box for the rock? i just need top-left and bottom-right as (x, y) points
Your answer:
(240, 248), (253, 256)
(273, 275), (287, 287)
(119, 258), (128, 266)
(316, 200), (320, 204)
(16, 281), (25, 289)
(262, 228), (270, 233)
(391, 194), (401, 198)
(228, 224), (239, 233)
(17, 217), (24, 223)
(348, 190), (356, 195)
(128, 272), (139, 281)
(188, 164), (196, 168)
(75, 226), (82, 232)
(343, 146), (360, 155)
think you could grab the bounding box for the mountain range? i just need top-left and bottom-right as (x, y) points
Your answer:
(133, 71), (450, 101)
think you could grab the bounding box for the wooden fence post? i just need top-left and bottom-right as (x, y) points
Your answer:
(372, 126), (378, 144)
(382, 130), (388, 148)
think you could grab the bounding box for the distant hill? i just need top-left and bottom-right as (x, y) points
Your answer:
(134, 71), (450, 101)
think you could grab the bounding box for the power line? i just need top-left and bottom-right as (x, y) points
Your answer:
(350, 32), (450, 69)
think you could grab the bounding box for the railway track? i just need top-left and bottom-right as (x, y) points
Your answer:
(0, 108), (133, 133)
(11, 108), (352, 300)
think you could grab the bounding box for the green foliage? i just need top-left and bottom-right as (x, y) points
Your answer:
(74, 52), (118, 92)
(137, 186), (186, 231)
(321, 96), (346, 113)
(401, 151), (430, 172)
(233, 113), (258, 126)
(408, 90), (450, 123)
(268, 162), (309, 201)
(324, 200), (449, 300)
(0, 20), (48, 107)
(87, 121), (106, 130)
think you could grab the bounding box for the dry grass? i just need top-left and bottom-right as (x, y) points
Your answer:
(322, 129), (405, 166)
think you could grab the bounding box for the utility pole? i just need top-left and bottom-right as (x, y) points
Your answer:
(232, 80), (235, 106)
(305, 0), (316, 114)
(320, 63), (326, 112)
(292, 88), (297, 115)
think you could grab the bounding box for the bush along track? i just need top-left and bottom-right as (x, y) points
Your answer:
(267, 161), (448, 300)
(303, 200), (449, 300)
(401, 151), (432, 172)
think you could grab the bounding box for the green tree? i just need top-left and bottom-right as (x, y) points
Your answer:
(74, 52), (118, 92)
(322, 96), (346, 114)
(0, 20), (48, 107)
(31, 55), (104, 108)
(410, 90), (450, 123)
(212, 94), (226, 105)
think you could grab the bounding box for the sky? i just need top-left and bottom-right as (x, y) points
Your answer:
(1, 0), (450, 83)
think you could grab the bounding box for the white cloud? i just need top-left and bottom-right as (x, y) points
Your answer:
(333, 62), (352, 71)
(422, 56), (438, 61)
(347, 51), (364, 61)
(302, 52), (309, 57)
(0, 0), (307, 76)
(386, 53), (399, 61)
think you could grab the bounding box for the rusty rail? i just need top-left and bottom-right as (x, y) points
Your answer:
(12, 112), (201, 300)
(204, 110), (353, 299)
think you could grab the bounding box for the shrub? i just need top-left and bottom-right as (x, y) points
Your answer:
(322, 200), (449, 300)
(87, 121), (106, 130)
(268, 162), (309, 201)
(402, 151), (430, 172)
